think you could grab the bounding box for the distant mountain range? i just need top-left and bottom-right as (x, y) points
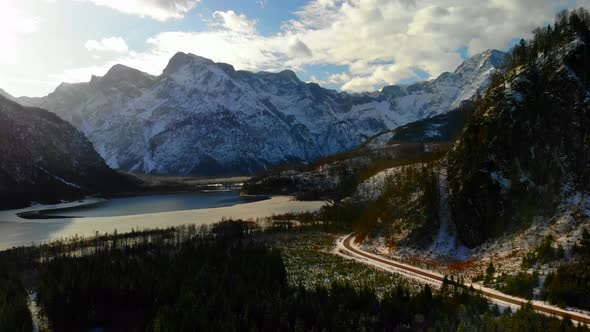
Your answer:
(13, 49), (507, 176)
(0, 95), (130, 209)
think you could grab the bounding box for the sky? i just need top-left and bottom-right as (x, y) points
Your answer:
(0, 0), (587, 97)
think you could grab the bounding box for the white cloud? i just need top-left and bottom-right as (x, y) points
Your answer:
(85, 37), (129, 53)
(310, 71), (351, 86)
(52, 0), (587, 92)
(341, 63), (417, 91)
(212, 10), (258, 34)
(77, 0), (199, 21)
(0, 1), (38, 64)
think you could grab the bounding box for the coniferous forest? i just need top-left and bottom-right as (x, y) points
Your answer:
(0, 221), (588, 331)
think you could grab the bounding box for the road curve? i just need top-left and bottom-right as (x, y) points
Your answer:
(340, 234), (590, 325)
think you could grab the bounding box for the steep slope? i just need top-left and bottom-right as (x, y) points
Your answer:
(0, 88), (15, 101)
(0, 95), (130, 209)
(447, 32), (590, 247)
(368, 50), (507, 122)
(363, 101), (474, 149)
(20, 50), (506, 176)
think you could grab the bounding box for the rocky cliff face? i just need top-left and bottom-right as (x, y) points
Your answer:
(20, 50), (506, 176)
(448, 37), (590, 248)
(0, 95), (129, 209)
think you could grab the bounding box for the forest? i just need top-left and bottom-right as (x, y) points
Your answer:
(0, 221), (588, 331)
(2, 7), (590, 332)
(539, 228), (590, 310)
(447, 7), (590, 247)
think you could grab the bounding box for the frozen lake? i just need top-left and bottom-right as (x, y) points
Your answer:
(42, 192), (250, 218)
(0, 195), (324, 251)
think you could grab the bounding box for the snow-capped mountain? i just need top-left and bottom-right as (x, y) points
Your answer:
(19, 50), (506, 175)
(357, 49), (507, 126)
(0, 95), (129, 209)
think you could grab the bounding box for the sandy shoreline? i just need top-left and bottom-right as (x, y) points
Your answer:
(0, 196), (324, 251)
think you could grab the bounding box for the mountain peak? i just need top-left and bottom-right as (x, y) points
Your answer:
(477, 49), (508, 66)
(277, 70), (300, 81)
(16, 45), (506, 177)
(100, 64), (154, 86)
(106, 63), (137, 75)
(163, 52), (215, 75)
(454, 49), (507, 75)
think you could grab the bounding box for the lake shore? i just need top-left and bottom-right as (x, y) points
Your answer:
(0, 196), (324, 251)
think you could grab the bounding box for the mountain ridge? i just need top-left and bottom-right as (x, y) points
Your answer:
(18, 49), (507, 175)
(0, 95), (131, 209)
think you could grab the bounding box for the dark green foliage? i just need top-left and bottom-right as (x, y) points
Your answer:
(0, 272), (32, 332)
(497, 272), (539, 299)
(318, 201), (365, 231)
(542, 261), (590, 310)
(494, 303), (581, 332)
(573, 228), (590, 257)
(522, 236), (565, 268)
(484, 262), (496, 285)
(37, 236), (286, 331)
(0, 223), (588, 331)
(541, 231), (590, 310)
(486, 262), (496, 276)
(448, 8), (590, 247)
(480, 261), (538, 299)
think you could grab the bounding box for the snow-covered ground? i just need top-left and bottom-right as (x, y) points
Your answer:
(428, 170), (471, 260)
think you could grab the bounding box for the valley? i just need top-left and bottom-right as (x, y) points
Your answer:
(1, 5), (590, 331)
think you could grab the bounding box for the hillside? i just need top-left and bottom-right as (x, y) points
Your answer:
(448, 12), (590, 247)
(19, 50), (505, 176)
(0, 95), (131, 209)
(363, 101), (474, 149)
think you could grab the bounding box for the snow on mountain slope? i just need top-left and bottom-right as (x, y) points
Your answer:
(19, 50), (506, 176)
(361, 50), (508, 126)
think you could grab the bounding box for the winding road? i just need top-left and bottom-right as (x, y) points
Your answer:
(338, 234), (590, 325)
